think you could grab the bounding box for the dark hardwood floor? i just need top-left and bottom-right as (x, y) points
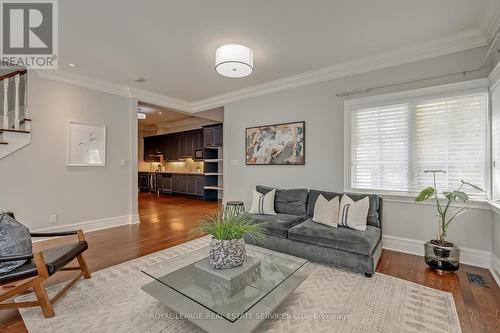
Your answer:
(1, 192), (499, 332)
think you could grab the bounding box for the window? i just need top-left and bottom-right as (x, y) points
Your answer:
(492, 84), (500, 200)
(346, 80), (488, 199)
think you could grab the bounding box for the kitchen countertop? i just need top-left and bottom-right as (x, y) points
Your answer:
(139, 170), (203, 175)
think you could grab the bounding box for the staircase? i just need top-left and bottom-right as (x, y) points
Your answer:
(0, 69), (30, 159)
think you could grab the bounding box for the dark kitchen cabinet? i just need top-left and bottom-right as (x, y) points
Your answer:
(193, 130), (204, 151)
(194, 175), (204, 196)
(177, 133), (191, 157)
(143, 129), (204, 161)
(138, 172), (149, 192)
(172, 174), (181, 193)
(143, 136), (163, 161)
(166, 134), (179, 161)
(203, 124), (223, 148)
(186, 175), (196, 194)
(171, 174), (203, 196)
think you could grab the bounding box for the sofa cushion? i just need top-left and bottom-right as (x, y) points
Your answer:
(307, 190), (381, 228)
(288, 219), (381, 255)
(247, 213), (306, 238)
(256, 185), (309, 216)
(248, 188), (277, 215)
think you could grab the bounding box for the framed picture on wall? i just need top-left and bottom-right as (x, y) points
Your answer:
(67, 121), (106, 166)
(245, 121), (305, 165)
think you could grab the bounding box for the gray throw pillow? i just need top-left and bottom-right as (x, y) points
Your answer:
(0, 213), (32, 274)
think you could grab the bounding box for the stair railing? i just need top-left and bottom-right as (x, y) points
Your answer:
(0, 69), (28, 130)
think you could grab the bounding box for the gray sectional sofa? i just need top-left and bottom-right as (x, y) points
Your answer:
(245, 185), (383, 277)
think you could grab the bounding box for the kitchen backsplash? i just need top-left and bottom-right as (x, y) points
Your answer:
(166, 159), (204, 172)
(140, 158), (204, 173)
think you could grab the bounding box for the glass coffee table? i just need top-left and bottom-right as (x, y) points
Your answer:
(141, 244), (308, 333)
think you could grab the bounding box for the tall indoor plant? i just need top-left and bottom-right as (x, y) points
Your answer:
(198, 211), (264, 269)
(415, 170), (484, 273)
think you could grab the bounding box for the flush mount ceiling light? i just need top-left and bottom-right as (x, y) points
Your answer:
(132, 76), (146, 83)
(215, 44), (253, 78)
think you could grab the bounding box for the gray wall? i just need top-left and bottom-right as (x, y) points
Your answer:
(494, 213), (500, 261)
(224, 46), (494, 253)
(0, 73), (137, 230)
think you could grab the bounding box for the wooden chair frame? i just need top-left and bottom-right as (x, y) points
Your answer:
(0, 230), (91, 318)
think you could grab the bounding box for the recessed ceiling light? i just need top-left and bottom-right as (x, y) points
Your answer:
(158, 111), (162, 115)
(69, 63), (78, 68)
(215, 44), (253, 78)
(132, 76), (146, 83)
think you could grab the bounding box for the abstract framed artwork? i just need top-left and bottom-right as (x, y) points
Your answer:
(245, 121), (305, 165)
(67, 121), (106, 166)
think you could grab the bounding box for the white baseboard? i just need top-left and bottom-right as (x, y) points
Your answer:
(491, 255), (500, 288)
(33, 214), (140, 241)
(382, 235), (492, 269)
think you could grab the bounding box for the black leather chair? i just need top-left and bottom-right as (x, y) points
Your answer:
(0, 214), (91, 318)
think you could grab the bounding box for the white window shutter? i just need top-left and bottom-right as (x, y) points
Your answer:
(350, 91), (487, 198)
(492, 87), (500, 199)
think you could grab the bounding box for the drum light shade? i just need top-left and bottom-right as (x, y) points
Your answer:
(215, 44), (253, 78)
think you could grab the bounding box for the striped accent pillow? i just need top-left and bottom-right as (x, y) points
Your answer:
(338, 195), (369, 231)
(248, 189), (277, 215)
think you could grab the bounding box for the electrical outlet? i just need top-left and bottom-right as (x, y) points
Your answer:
(49, 214), (57, 224)
(121, 159), (127, 167)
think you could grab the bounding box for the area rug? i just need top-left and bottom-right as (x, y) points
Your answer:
(17, 236), (462, 333)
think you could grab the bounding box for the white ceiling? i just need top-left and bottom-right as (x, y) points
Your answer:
(55, 0), (498, 106)
(137, 103), (223, 126)
(137, 103), (193, 126)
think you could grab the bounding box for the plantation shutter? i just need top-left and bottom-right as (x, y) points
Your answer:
(492, 86), (500, 199)
(351, 103), (410, 192)
(350, 91), (487, 198)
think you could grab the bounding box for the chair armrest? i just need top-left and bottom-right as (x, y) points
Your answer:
(30, 231), (78, 238)
(0, 254), (33, 262)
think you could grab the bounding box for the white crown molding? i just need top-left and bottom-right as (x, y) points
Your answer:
(489, 60), (500, 91)
(129, 87), (191, 113)
(155, 117), (217, 129)
(35, 70), (193, 112)
(36, 29), (488, 113)
(35, 69), (131, 98)
(382, 235), (492, 269)
(191, 29), (488, 111)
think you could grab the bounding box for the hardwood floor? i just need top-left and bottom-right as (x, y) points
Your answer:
(1, 193), (499, 332)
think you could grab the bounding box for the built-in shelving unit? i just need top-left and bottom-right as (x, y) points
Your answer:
(203, 124), (223, 201)
(203, 185), (223, 191)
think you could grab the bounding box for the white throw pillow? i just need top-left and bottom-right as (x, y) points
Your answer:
(312, 194), (339, 227)
(338, 195), (369, 231)
(248, 189), (277, 215)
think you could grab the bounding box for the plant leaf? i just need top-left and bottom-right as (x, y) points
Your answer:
(415, 187), (435, 202)
(443, 192), (453, 200)
(453, 191), (468, 202)
(461, 180), (485, 193)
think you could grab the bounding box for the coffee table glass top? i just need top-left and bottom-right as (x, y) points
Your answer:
(141, 244), (308, 322)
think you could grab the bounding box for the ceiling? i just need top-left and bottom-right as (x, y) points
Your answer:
(137, 103), (193, 126)
(137, 103), (224, 128)
(55, 0), (498, 106)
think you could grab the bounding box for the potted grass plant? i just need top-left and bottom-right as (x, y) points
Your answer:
(415, 170), (484, 273)
(198, 211), (264, 269)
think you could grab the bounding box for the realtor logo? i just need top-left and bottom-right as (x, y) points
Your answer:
(0, 0), (58, 69)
